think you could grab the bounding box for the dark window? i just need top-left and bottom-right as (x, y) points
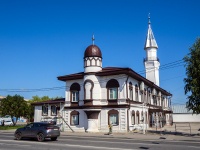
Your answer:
(135, 84), (139, 101)
(42, 106), (48, 116)
(51, 105), (57, 116)
(131, 110), (135, 125)
(129, 82), (133, 100)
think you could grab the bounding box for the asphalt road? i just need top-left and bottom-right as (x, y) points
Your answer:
(0, 132), (199, 150)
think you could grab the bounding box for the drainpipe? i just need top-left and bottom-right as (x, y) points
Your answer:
(126, 74), (130, 132)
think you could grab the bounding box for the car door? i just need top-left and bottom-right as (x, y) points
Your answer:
(22, 123), (34, 137)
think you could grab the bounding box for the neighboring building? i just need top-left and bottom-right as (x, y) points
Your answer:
(172, 105), (200, 122)
(33, 16), (172, 132)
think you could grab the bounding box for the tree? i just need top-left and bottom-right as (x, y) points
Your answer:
(0, 95), (28, 125)
(184, 38), (200, 114)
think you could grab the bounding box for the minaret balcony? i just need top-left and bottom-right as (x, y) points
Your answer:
(143, 57), (159, 62)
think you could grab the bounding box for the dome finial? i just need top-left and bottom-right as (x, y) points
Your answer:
(148, 13), (151, 24)
(92, 34), (95, 45)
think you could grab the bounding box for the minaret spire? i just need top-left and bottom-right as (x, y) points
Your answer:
(148, 13), (151, 25)
(144, 14), (158, 49)
(92, 34), (95, 45)
(144, 14), (160, 86)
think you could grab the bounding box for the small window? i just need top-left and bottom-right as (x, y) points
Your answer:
(109, 88), (118, 99)
(108, 109), (119, 125)
(51, 105), (57, 116)
(70, 111), (79, 126)
(42, 106), (48, 116)
(70, 83), (80, 102)
(129, 82), (133, 100)
(131, 111), (135, 125)
(135, 85), (139, 101)
(109, 114), (118, 125)
(71, 115), (79, 125)
(72, 91), (79, 102)
(136, 111), (139, 124)
(106, 79), (119, 100)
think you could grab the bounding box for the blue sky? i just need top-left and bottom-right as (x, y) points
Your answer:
(0, 0), (199, 104)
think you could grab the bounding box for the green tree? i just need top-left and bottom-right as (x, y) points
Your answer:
(184, 38), (200, 114)
(0, 95), (28, 125)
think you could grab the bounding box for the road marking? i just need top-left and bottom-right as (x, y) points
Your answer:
(0, 139), (138, 150)
(0, 142), (30, 147)
(0, 139), (48, 145)
(63, 143), (139, 150)
(62, 135), (200, 144)
(188, 146), (200, 149)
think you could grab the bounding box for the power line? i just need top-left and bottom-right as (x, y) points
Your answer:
(0, 59), (186, 93)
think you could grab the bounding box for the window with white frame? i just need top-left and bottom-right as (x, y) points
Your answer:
(106, 79), (119, 100)
(70, 83), (80, 102)
(70, 111), (79, 125)
(51, 105), (57, 116)
(72, 91), (79, 102)
(42, 105), (48, 116)
(109, 114), (118, 125)
(71, 115), (79, 125)
(108, 109), (119, 125)
(109, 88), (118, 99)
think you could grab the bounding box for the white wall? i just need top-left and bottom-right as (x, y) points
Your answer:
(34, 106), (42, 122)
(173, 114), (200, 122)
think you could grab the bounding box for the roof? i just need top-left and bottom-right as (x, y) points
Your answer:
(84, 44), (102, 58)
(31, 98), (65, 106)
(172, 105), (193, 114)
(144, 18), (158, 49)
(57, 67), (172, 96)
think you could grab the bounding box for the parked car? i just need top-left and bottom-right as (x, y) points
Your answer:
(4, 120), (13, 126)
(14, 122), (60, 142)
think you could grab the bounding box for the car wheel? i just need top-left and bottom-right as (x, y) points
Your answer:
(15, 132), (22, 140)
(51, 137), (57, 141)
(37, 133), (45, 142)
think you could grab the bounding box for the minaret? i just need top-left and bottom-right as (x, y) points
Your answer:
(144, 14), (160, 86)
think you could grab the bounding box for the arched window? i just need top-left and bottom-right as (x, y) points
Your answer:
(70, 83), (80, 102)
(70, 110), (79, 125)
(136, 111), (140, 124)
(108, 109), (119, 125)
(131, 110), (135, 125)
(106, 79), (119, 100)
(129, 82), (133, 100)
(135, 84), (139, 101)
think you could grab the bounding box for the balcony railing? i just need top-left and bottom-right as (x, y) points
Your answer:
(143, 57), (160, 62)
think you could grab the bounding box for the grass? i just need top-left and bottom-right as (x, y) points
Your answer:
(0, 125), (26, 130)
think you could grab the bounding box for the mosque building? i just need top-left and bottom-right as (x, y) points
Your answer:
(33, 16), (172, 132)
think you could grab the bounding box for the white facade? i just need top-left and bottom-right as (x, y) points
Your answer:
(33, 16), (172, 133)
